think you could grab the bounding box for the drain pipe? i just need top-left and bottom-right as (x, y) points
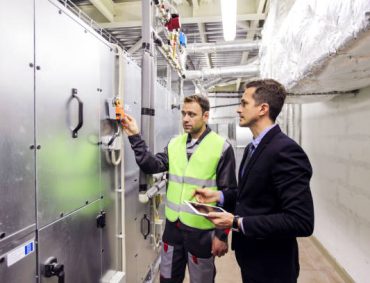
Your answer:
(186, 40), (260, 54)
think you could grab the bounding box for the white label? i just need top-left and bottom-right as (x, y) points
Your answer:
(7, 240), (35, 267)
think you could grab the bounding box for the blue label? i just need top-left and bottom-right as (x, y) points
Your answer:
(24, 242), (34, 255)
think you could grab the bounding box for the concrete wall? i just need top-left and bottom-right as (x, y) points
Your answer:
(301, 87), (370, 282)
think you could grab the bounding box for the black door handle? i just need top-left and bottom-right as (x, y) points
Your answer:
(141, 214), (151, 240)
(67, 88), (84, 138)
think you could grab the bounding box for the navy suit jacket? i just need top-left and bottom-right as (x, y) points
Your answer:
(223, 125), (314, 283)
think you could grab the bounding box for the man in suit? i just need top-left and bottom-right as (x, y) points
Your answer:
(195, 79), (314, 283)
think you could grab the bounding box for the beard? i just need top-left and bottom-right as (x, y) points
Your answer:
(183, 124), (203, 135)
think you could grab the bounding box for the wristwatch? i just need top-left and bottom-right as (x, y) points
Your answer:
(232, 215), (240, 231)
(218, 232), (228, 242)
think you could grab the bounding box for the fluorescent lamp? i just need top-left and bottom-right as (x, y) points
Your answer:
(221, 0), (237, 41)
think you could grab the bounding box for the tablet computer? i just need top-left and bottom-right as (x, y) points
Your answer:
(185, 200), (226, 216)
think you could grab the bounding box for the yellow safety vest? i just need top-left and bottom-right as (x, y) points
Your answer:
(166, 131), (225, 230)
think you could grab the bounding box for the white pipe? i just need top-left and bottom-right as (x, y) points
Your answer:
(110, 44), (126, 275)
(146, 179), (167, 199)
(186, 40), (260, 54)
(184, 64), (260, 80)
(203, 78), (223, 89)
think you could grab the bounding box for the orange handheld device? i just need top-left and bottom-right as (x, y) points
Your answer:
(114, 98), (125, 124)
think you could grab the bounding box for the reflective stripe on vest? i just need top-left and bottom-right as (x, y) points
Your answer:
(165, 200), (194, 214)
(166, 131), (225, 230)
(168, 174), (217, 188)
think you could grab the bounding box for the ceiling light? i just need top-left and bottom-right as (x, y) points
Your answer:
(221, 0), (237, 41)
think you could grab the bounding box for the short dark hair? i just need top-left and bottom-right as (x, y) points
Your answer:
(183, 95), (210, 113)
(246, 79), (287, 121)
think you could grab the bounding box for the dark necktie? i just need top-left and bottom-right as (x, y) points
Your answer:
(241, 143), (255, 177)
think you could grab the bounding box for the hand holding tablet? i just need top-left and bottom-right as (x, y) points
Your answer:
(185, 200), (226, 216)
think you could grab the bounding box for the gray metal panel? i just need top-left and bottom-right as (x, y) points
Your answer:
(121, 59), (142, 283)
(99, 45), (119, 274)
(100, 56), (146, 282)
(120, 59), (165, 282)
(154, 85), (181, 153)
(0, 232), (36, 283)
(38, 200), (102, 283)
(0, 0), (36, 244)
(100, 158), (121, 277)
(35, 0), (101, 227)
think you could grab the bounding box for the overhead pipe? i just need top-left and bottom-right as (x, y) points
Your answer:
(206, 90), (358, 104)
(184, 64), (260, 81)
(203, 78), (223, 89)
(186, 40), (260, 54)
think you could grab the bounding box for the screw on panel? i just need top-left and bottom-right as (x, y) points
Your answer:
(58, 10), (62, 14)
(37, 145), (41, 150)
(60, 213), (64, 218)
(0, 257), (4, 264)
(30, 145), (35, 150)
(36, 66), (41, 70)
(85, 200), (89, 205)
(29, 63), (34, 68)
(100, 195), (104, 199)
(0, 232), (5, 239)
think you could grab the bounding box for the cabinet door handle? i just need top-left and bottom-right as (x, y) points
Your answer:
(141, 214), (151, 240)
(67, 88), (84, 138)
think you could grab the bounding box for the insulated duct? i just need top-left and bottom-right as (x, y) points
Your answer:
(186, 40), (260, 54)
(184, 64), (260, 81)
(260, 0), (370, 93)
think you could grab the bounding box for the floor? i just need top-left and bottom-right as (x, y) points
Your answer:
(298, 237), (348, 283)
(181, 237), (348, 283)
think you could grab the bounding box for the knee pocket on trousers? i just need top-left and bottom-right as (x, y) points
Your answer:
(160, 243), (174, 279)
(187, 252), (215, 283)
